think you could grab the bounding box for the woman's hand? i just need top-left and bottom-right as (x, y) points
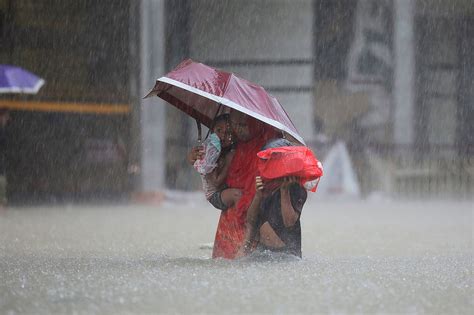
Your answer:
(280, 176), (298, 191)
(255, 176), (264, 196)
(187, 145), (204, 165)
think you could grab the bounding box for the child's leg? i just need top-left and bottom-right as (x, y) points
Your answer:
(220, 188), (242, 208)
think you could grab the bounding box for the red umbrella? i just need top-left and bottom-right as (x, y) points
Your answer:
(145, 59), (305, 145)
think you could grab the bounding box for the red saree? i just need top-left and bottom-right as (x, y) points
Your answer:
(212, 120), (276, 259)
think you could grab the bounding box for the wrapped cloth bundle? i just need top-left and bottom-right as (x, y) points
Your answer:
(257, 145), (323, 192)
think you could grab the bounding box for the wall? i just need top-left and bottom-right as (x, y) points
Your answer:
(188, 0), (315, 141)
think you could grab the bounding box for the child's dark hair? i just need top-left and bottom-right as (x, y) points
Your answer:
(211, 113), (229, 130)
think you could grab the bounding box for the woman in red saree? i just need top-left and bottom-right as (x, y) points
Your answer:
(189, 110), (277, 259)
(212, 111), (278, 258)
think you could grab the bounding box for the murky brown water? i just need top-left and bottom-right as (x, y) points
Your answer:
(0, 195), (472, 314)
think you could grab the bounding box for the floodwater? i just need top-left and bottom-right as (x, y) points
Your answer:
(0, 194), (472, 314)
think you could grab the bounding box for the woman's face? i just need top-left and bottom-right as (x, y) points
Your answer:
(229, 111), (252, 142)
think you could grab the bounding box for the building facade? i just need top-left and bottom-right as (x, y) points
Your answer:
(1, 0), (133, 203)
(1, 0), (472, 202)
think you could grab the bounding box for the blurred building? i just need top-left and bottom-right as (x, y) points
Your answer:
(0, 0), (132, 203)
(0, 0), (472, 203)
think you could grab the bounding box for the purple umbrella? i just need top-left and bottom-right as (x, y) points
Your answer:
(0, 64), (45, 94)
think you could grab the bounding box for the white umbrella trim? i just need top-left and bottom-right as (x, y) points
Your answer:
(156, 77), (306, 145)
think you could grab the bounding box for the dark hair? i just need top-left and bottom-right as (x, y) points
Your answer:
(262, 138), (293, 150)
(211, 113), (229, 130)
(214, 113), (229, 123)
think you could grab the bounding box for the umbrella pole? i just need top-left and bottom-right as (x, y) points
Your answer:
(196, 119), (202, 144)
(203, 103), (223, 142)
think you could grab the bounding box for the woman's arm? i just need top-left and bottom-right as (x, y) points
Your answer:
(212, 150), (235, 187)
(280, 177), (302, 228)
(237, 176), (264, 256)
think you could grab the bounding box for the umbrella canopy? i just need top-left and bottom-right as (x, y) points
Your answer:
(0, 64), (45, 94)
(145, 59), (305, 145)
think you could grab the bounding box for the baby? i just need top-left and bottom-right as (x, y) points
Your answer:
(194, 114), (242, 210)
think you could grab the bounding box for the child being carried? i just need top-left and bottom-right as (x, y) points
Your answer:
(194, 114), (242, 210)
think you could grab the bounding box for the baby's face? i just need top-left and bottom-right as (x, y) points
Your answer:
(214, 120), (232, 147)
